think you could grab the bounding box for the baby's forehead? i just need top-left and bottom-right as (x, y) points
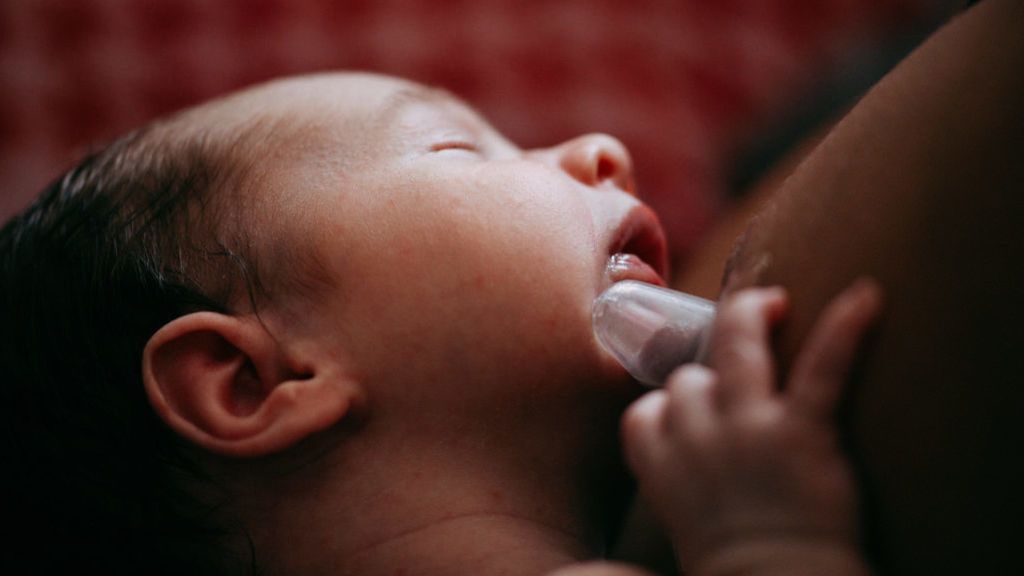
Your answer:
(166, 74), (419, 179)
(182, 73), (426, 142)
(242, 74), (460, 127)
(220, 73), (484, 155)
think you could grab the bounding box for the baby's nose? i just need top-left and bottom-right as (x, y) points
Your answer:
(557, 134), (635, 194)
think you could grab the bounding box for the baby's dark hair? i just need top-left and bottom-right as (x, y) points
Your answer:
(1, 119), (266, 574)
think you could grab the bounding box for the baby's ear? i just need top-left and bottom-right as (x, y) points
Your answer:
(142, 311), (363, 457)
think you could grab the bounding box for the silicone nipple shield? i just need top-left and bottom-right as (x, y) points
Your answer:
(593, 280), (716, 386)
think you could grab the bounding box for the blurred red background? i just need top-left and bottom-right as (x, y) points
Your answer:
(0, 0), (957, 261)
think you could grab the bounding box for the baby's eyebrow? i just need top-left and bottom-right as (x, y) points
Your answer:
(376, 86), (466, 125)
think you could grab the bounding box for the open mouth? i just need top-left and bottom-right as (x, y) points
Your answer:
(606, 205), (669, 287)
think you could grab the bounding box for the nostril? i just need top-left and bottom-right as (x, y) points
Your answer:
(596, 156), (617, 182)
(557, 134), (633, 190)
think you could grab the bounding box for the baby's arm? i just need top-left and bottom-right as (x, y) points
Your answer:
(621, 280), (882, 576)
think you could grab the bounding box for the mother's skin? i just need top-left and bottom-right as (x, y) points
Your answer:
(711, 0), (1022, 573)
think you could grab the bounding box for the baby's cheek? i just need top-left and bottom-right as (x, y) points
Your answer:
(447, 234), (594, 362)
(456, 180), (594, 283)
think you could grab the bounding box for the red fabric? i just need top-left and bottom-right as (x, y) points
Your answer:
(0, 0), (930, 257)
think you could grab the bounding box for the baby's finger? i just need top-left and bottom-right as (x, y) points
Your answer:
(621, 390), (670, 473)
(787, 278), (884, 418)
(705, 287), (788, 407)
(663, 364), (718, 439)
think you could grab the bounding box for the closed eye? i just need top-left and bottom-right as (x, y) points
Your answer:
(430, 140), (480, 153)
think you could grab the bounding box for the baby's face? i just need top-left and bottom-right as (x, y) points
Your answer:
(230, 73), (668, 419)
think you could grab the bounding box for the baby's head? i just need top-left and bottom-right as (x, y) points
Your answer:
(1, 72), (669, 573)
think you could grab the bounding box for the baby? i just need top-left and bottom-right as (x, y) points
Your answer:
(0, 72), (880, 576)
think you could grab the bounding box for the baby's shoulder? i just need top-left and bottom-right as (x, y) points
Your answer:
(547, 561), (657, 576)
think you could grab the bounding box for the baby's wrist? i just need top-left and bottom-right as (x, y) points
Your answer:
(684, 536), (871, 576)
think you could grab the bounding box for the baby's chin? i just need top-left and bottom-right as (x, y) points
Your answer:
(584, 344), (650, 399)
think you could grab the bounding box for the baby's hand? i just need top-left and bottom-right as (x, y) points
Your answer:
(622, 280), (882, 576)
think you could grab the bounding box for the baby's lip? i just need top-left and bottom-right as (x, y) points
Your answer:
(605, 205), (669, 287)
(605, 253), (666, 287)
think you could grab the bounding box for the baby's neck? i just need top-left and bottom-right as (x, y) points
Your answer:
(336, 446), (614, 576)
(343, 511), (590, 576)
(242, 426), (630, 576)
